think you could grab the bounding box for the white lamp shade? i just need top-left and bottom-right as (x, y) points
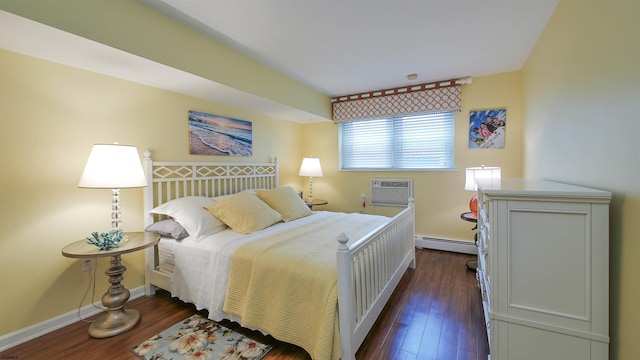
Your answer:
(298, 157), (323, 177)
(465, 166), (501, 191)
(78, 144), (148, 188)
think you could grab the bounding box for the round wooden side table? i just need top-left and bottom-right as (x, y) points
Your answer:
(62, 231), (160, 338)
(305, 199), (328, 209)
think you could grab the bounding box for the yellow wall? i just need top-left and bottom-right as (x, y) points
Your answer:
(0, 49), (304, 335)
(0, 48), (526, 337)
(0, 0), (331, 119)
(522, 1), (640, 358)
(303, 72), (524, 240)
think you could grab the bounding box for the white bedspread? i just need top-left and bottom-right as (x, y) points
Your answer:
(169, 211), (388, 322)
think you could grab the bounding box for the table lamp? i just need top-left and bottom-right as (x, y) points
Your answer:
(78, 143), (148, 234)
(298, 157), (323, 202)
(465, 165), (501, 213)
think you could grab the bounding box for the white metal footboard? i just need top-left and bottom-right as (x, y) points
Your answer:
(337, 199), (416, 360)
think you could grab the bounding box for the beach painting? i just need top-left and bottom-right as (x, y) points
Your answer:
(469, 108), (506, 149)
(189, 110), (252, 156)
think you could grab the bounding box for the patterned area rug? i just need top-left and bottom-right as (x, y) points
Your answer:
(131, 314), (272, 360)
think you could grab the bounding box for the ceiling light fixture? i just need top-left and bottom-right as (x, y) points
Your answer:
(406, 73), (418, 81)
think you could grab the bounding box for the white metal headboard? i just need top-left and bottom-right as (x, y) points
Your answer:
(142, 151), (279, 227)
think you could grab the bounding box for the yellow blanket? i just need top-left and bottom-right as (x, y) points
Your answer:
(223, 212), (388, 360)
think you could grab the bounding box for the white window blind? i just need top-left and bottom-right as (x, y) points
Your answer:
(339, 112), (454, 170)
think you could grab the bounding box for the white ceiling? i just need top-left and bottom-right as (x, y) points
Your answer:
(142, 0), (559, 96)
(1, 1), (559, 123)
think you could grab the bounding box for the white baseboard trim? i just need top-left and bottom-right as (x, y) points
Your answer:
(0, 286), (145, 352)
(415, 235), (477, 255)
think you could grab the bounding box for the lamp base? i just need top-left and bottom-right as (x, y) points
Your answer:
(469, 194), (478, 214)
(111, 188), (122, 233)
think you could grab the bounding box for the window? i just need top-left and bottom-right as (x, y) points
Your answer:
(339, 112), (454, 170)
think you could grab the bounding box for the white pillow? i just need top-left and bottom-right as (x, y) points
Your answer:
(150, 196), (226, 242)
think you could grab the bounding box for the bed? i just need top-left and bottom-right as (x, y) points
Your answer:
(142, 152), (416, 360)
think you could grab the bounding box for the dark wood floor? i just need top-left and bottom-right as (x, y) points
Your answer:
(1, 249), (488, 360)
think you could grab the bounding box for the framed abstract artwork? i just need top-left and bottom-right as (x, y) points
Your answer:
(188, 110), (253, 156)
(469, 108), (506, 149)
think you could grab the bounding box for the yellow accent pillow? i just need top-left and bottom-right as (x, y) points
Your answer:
(204, 191), (281, 234)
(255, 186), (313, 222)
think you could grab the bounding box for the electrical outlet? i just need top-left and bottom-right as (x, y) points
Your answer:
(82, 259), (92, 272)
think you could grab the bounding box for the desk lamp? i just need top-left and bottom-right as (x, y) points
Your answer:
(298, 157), (323, 202)
(78, 143), (147, 234)
(465, 165), (501, 214)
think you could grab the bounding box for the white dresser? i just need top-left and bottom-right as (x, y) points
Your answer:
(475, 179), (611, 360)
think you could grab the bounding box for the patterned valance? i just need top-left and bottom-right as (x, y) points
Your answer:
(331, 78), (468, 123)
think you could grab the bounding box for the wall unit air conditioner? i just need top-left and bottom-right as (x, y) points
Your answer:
(370, 178), (413, 207)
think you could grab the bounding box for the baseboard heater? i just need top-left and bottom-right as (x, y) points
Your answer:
(415, 236), (477, 255)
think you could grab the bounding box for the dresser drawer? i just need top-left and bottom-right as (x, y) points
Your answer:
(477, 263), (490, 306)
(479, 224), (489, 249)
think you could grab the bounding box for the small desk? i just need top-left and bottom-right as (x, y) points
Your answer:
(305, 199), (328, 209)
(460, 212), (478, 270)
(62, 231), (160, 338)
